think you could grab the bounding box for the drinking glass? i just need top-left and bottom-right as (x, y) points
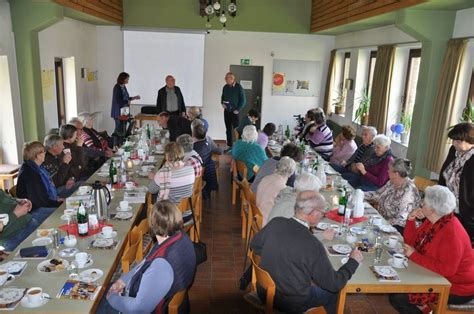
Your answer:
(374, 246), (383, 264)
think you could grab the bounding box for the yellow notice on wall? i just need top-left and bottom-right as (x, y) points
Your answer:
(41, 69), (54, 102)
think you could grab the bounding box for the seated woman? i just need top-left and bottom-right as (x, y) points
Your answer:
(330, 125), (357, 167)
(106, 200), (196, 313)
(297, 109), (316, 140)
(342, 134), (394, 192)
(17, 141), (62, 224)
(78, 112), (114, 158)
(364, 158), (421, 234)
(438, 122), (474, 242)
(231, 125), (268, 181)
(192, 123), (218, 199)
(256, 157), (296, 226)
(257, 123), (276, 150)
(390, 186), (474, 313)
(148, 142), (195, 222)
(305, 111), (333, 161)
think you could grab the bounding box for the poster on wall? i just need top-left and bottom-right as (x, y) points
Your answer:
(41, 69), (54, 102)
(271, 59), (321, 97)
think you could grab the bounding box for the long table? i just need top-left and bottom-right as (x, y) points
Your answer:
(268, 142), (451, 313)
(2, 155), (163, 313)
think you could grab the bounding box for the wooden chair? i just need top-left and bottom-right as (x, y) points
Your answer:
(240, 179), (260, 247)
(8, 185), (16, 198)
(146, 191), (154, 217)
(212, 153), (220, 177)
(414, 176), (436, 193)
(168, 289), (187, 314)
(191, 175), (203, 239)
(128, 225), (145, 263)
(137, 219), (153, 258)
(234, 128), (240, 142)
(233, 160), (251, 238)
(121, 239), (141, 273)
(177, 198), (195, 241)
(431, 299), (474, 314)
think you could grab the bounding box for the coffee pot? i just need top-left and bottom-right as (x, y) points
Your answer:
(91, 181), (111, 220)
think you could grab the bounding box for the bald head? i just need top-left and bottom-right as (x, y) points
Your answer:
(294, 190), (326, 215)
(165, 75), (175, 88)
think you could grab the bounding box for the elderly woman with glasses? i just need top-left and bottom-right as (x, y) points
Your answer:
(438, 122), (474, 242)
(364, 158), (421, 234)
(256, 157), (296, 226)
(389, 186), (474, 314)
(231, 125), (268, 181)
(342, 134), (394, 192)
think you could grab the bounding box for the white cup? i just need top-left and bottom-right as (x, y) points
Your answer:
(125, 181), (135, 190)
(371, 216), (383, 226)
(392, 253), (408, 268)
(64, 235), (77, 248)
(388, 235), (399, 248)
(102, 226), (114, 238)
(63, 148), (71, 155)
(26, 287), (43, 305)
(78, 186), (90, 194)
(119, 201), (129, 211)
(0, 271), (8, 285)
(0, 214), (9, 226)
(75, 252), (91, 268)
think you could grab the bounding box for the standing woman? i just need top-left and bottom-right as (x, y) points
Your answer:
(111, 72), (140, 135)
(438, 122), (474, 242)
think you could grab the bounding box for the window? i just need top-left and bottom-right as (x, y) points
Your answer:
(467, 69), (474, 104)
(367, 51), (377, 96)
(401, 49), (421, 118)
(334, 52), (351, 115)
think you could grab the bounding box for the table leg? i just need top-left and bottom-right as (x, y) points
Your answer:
(434, 286), (450, 314)
(336, 286), (347, 313)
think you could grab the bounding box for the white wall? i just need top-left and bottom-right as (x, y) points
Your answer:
(0, 1), (23, 164)
(453, 7), (474, 38)
(38, 18), (99, 131)
(96, 26), (124, 134)
(203, 30), (335, 140)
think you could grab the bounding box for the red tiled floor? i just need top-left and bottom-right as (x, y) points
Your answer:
(188, 151), (396, 313)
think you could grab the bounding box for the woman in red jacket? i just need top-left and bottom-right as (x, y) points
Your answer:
(390, 185), (474, 313)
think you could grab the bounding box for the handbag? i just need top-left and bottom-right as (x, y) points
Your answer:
(188, 197), (207, 266)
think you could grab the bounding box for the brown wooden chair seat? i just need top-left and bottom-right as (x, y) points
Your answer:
(168, 289), (188, 314)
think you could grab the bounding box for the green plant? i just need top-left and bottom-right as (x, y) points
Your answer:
(400, 111), (412, 133)
(460, 99), (473, 122)
(355, 88), (370, 124)
(332, 88), (345, 109)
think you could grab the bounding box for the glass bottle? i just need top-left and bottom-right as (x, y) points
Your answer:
(109, 160), (117, 184)
(77, 202), (89, 236)
(338, 188), (347, 215)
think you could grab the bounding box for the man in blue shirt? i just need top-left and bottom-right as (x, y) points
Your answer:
(221, 72), (246, 149)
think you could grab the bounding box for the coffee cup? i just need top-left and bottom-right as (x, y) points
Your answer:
(125, 181), (135, 190)
(392, 253), (408, 268)
(0, 271), (8, 286)
(0, 214), (9, 226)
(64, 235), (77, 248)
(78, 186), (90, 194)
(63, 148), (71, 155)
(388, 235), (399, 248)
(26, 287), (43, 305)
(75, 252), (91, 268)
(119, 201), (129, 211)
(102, 226), (114, 238)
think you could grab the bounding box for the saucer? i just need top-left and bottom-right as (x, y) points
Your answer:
(316, 222), (329, 230)
(350, 226), (367, 235)
(116, 206), (132, 212)
(59, 248), (79, 258)
(60, 214), (75, 221)
(388, 258), (407, 269)
(97, 172), (109, 177)
(79, 268), (103, 282)
(32, 237), (52, 246)
(115, 212), (133, 220)
(97, 231), (117, 239)
(383, 240), (398, 249)
(76, 259), (93, 269)
(20, 293), (50, 308)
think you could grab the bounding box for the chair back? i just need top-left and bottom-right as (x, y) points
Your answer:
(250, 254), (276, 314)
(146, 191), (153, 217)
(137, 219), (153, 257)
(177, 198), (194, 236)
(168, 290), (187, 314)
(8, 185), (16, 198)
(235, 160), (248, 180)
(129, 225), (144, 262)
(414, 176), (436, 193)
(121, 239), (140, 273)
(233, 128), (240, 141)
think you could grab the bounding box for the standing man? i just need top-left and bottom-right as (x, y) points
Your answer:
(221, 72), (246, 149)
(156, 75), (186, 116)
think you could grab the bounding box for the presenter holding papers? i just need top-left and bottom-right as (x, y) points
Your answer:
(111, 72), (140, 135)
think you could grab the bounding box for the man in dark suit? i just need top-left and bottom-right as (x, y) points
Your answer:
(157, 111), (192, 142)
(156, 75), (186, 116)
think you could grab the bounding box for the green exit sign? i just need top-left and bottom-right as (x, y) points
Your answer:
(240, 59), (250, 65)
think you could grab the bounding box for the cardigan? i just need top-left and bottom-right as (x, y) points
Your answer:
(251, 217), (358, 313)
(438, 145), (474, 241)
(156, 85), (186, 114)
(231, 140), (268, 180)
(404, 217), (474, 296)
(42, 151), (71, 187)
(193, 139), (218, 192)
(221, 83), (246, 112)
(256, 173), (287, 226)
(251, 157), (296, 193)
(363, 154), (394, 187)
(17, 162), (62, 210)
(0, 190), (32, 243)
(167, 115), (192, 142)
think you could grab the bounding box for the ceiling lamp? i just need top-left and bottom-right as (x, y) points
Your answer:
(201, 0), (237, 30)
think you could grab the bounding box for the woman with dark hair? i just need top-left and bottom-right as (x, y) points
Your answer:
(438, 122), (474, 241)
(257, 122), (276, 150)
(298, 110), (317, 140)
(330, 125), (357, 167)
(305, 111), (333, 160)
(111, 72), (140, 134)
(107, 201), (196, 313)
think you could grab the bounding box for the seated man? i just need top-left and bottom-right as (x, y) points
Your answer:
(191, 119), (222, 155)
(187, 106), (209, 131)
(192, 123), (218, 198)
(251, 190), (363, 314)
(60, 124), (92, 180)
(42, 134), (79, 197)
(237, 108), (260, 136)
(157, 111), (191, 142)
(176, 134), (203, 178)
(0, 191), (39, 252)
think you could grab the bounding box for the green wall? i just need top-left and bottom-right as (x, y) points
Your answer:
(395, 10), (456, 177)
(123, 0), (311, 34)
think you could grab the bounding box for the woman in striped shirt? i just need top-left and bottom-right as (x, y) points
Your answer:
(305, 111), (333, 161)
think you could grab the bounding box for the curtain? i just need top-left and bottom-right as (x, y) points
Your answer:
(368, 45), (395, 134)
(425, 39), (468, 172)
(323, 49), (336, 115)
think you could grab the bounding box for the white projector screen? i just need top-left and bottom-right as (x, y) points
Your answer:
(123, 30), (205, 107)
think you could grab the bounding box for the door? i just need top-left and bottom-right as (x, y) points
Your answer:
(54, 58), (66, 126)
(229, 65), (263, 130)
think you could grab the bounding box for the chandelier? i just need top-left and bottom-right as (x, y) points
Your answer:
(200, 0), (237, 30)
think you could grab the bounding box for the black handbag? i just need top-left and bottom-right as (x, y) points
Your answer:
(188, 197), (207, 266)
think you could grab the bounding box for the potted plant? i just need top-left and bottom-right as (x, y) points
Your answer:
(332, 87), (346, 115)
(460, 99), (473, 122)
(355, 88), (370, 125)
(400, 111), (412, 144)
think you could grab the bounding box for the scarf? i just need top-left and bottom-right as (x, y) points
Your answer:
(364, 148), (392, 167)
(26, 160), (58, 201)
(409, 213), (453, 307)
(82, 127), (105, 150)
(443, 147), (474, 209)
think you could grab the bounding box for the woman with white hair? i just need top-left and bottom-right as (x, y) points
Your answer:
(231, 125), (268, 181)
(342, 134), (393, 191)
(256, 157), (296, 226)
(390, 185), (474, 313)
(78, 112), (114, 158)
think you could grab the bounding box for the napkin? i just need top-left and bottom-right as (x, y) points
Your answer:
(19, 246), (48, 258)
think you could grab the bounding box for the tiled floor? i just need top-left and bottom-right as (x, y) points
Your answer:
(188, 153), (398, 313)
